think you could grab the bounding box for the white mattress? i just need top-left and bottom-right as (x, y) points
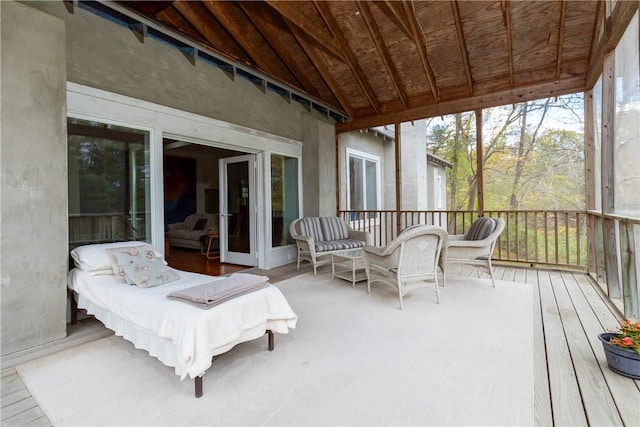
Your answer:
(68, 268), (297, 380)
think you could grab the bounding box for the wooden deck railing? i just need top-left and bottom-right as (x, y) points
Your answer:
(69, 213), (147, 247)
(339, 210), (588, 271)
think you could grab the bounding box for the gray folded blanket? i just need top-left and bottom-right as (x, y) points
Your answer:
(167, 273), (270, 309)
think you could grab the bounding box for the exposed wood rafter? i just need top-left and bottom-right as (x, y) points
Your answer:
(170, 2), (244, 63)
(450, 1), (473, 95)
(201, 1), (286, 81)
(238, 2), (320, 98)
(588, 1), (604, 64)
(555, 1), (567, 81)
(287, 21), (353, 117)
(313, 1), (381, 113)
(380, 0), (412, 40)
(264, 0), (345, 62)
(501, 1), (514, 87)
(401, 0), (439, 101)
(355, 0), (408, 108)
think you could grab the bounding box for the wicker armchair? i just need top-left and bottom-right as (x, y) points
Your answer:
(363, 225), (448, 309)
(441, 217), (505, 287)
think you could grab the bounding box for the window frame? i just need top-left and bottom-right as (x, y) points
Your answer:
(346, 147), (381, 214)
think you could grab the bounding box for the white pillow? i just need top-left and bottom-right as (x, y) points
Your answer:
(109, 247), (179, 288)
(105, 245), (150, 283)
(70, 241), (165, 274)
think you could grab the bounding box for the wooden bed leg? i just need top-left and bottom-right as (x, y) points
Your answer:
(68, 289), (77, 325)
(195, 376), (203, 398)
(267, 330), (274, 351)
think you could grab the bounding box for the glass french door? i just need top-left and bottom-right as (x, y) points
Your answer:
(220, 155), (255, 266)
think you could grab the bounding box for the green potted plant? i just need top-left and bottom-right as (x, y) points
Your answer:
(598, 320), (640, 379)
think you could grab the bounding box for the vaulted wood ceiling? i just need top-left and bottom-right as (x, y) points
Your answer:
(117, 1), (603, 131)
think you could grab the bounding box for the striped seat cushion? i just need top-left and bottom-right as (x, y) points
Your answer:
(465, 217), (496, 241)
(319, 217), (349, 241)
(315, 239), (365, 252)
(295, 217), (325, 242)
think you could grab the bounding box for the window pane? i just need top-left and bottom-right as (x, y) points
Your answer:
(365, 159), (377, 210)
(614, 12), (640, 217)
(68, 118), (150, 249)
(593, 76), (603, 211)
(271, 154), (299, 247)
(349, 157), (364, 210)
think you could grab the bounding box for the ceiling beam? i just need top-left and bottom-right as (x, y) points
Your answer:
(201, 1), (286, 80)
(380, 0), (412, 40)
(450, 1), (473, 95)
(588, 1), (604, 65)
(357, 0), (408, 108)
(238, 2), (319, 98)
(555, 1), (567, 81)
(336, 76), (586, 132)
(314, 1), (381, 113)
(171, 2), (236, 57)
(264, 0), (345, 62)
(401, 0), (439, 102)
(287, 21), (353, 117)
(501, 1), (514, 87)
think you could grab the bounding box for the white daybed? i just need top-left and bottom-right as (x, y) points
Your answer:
(67, 242), (297, 397)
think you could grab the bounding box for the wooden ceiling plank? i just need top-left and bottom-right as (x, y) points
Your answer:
(555, 1), (567, 82)
(264, 0), (345, 62)
(501, 1), (514, 87)
(238, 3), (319, 97)
(357, 0), (408, 108)
(287, 21), (354, 117)
(401, 0), (439, 102)
(313, 1), (381, 113)
(450, 1), (473, 95)
(336, 75), (586, 132)
(201, 1), (284, 79)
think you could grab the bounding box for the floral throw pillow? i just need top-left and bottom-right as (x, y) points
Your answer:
(107, 245), (179, 287)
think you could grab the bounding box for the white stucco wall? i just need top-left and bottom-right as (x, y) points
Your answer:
(399, 121), (428, 210)
(1, 1), (68, 354)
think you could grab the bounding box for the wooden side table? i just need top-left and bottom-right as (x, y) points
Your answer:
(200, 232), (220, 260)
(164, 237), (170, 257)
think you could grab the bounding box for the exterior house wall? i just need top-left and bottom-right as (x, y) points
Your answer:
(1, 1), (335, 355)
(31, 0), (335, 221)
(339, 123), (446, 214)
(399, 121), (428, 210)
(1, 1), (68, 354)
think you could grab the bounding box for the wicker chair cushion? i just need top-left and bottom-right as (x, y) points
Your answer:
(295, 217), (325, 242)
(315, 239), (365, 252)
(319, 217), (349, 241)
(465, 217), (496, 241)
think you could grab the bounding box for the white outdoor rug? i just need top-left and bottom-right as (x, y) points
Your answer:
(18, 272), (534, 426)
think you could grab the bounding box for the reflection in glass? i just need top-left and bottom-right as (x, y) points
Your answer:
(226, 161), (250, 253)
(67, 118), (150, 250)
(271, 154), (299, 247)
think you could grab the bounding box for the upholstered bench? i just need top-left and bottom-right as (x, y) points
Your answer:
(289, 217), (372, 275)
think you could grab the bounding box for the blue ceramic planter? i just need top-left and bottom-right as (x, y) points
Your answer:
(599, 332), (640, 379)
